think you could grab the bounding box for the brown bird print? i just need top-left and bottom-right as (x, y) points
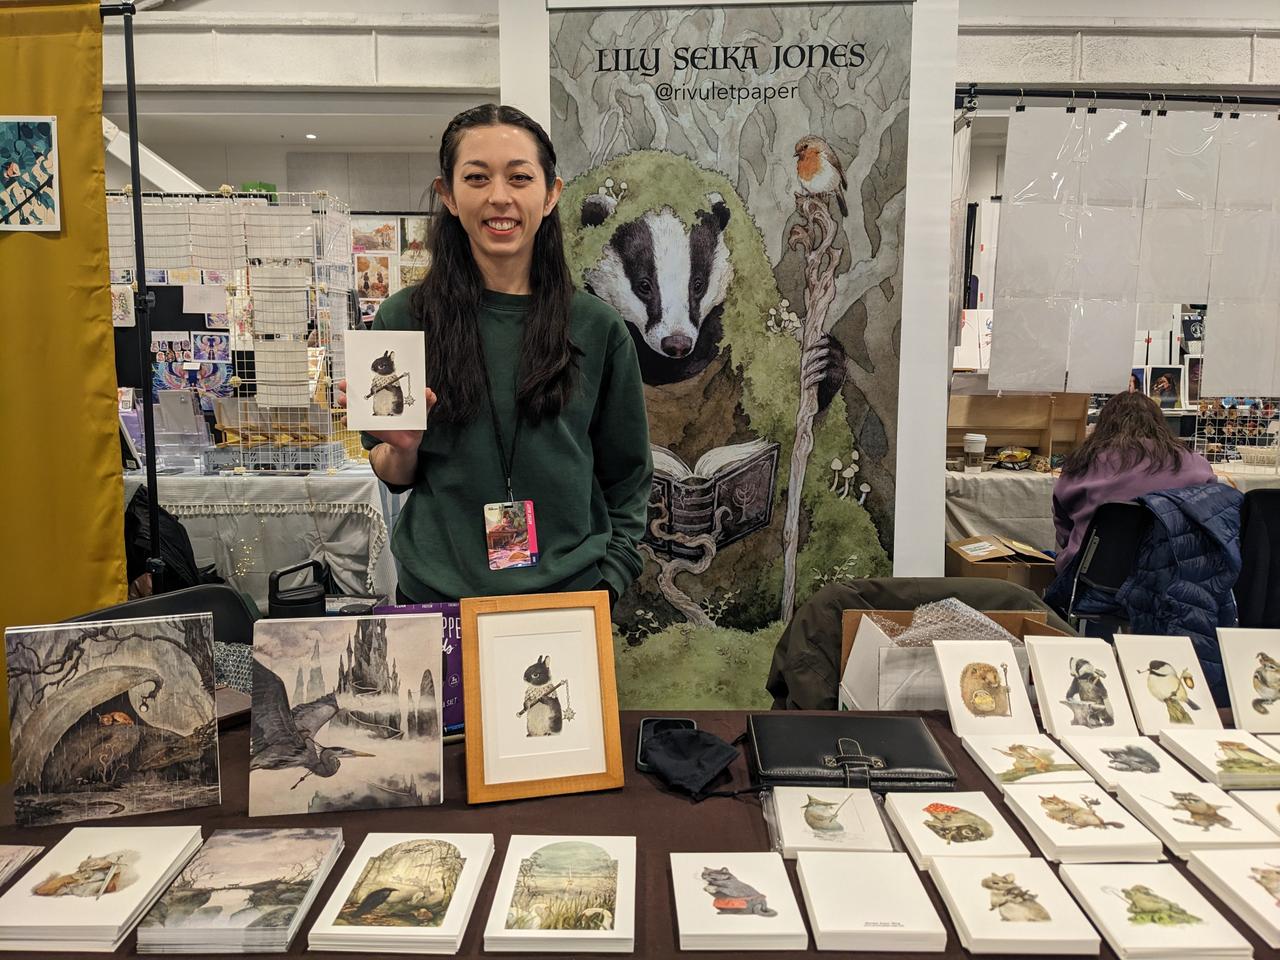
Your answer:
(794, 135), (848, 217)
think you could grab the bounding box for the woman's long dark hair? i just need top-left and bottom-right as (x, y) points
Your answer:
(1062, 391), (1188, 477)
(410, 103), (576, 426)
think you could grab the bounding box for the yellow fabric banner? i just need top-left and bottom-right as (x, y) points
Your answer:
(0, 1), (126, 771)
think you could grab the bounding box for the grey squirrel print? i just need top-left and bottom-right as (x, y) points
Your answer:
(366, 350), (415, 416)
(517, 655), (569, 737)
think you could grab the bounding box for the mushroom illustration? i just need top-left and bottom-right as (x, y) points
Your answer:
(829, 458), (843, 491)
(839, 464), (858, 499)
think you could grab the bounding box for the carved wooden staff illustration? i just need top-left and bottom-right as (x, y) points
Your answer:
(780, 193), (842, 620)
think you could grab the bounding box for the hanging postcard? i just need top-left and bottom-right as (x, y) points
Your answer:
(0, 116), (60, 232)
(110, 283), (134, 328)
(399, 215), (430, 287)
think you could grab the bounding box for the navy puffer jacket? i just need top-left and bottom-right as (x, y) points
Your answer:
(1116, 482), (1243, 701)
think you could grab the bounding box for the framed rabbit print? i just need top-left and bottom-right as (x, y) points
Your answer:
(461, 591), (623, 803)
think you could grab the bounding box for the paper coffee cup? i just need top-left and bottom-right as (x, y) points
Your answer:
(963, 433), (987, 454)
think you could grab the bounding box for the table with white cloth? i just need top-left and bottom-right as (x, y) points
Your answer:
(122, 467), (399, 608)
(944, 464), (1280, 554)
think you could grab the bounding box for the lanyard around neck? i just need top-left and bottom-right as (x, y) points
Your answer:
(477, 337), (521, 503)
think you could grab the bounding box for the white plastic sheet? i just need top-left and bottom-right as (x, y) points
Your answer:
(1211, 207), (1280, 303)
(1202, 115), (1280, 393)
(1216, 113), (1280, 211)
(1066, 300), (1136, 393)
(1137, 206), (1215, 302)
(993, 202), (1079, 299)
(988, 297), (1070, 391)
(1073, 204), (1141, 300)
(1201, 302), (1280, 397)
(1004, 108), (1084, 205)
(950, 116), (972, 350)
(1145, 111), (1222, 209)
(992, 108), (1149, 391)
(1080, 109), (1150, 206)
(993, 107), (1280, 396)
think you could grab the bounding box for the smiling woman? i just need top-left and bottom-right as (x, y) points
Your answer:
(354, 104), (654, 608)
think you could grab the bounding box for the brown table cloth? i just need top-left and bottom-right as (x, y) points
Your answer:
(0, 710), (1275, 959)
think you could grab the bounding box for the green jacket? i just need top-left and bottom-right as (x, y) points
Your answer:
(361, 287), (653, 603)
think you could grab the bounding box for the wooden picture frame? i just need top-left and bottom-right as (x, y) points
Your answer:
(461, 590), (623, 804)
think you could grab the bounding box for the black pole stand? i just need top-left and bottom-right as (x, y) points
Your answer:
(102, 2), (165, 593)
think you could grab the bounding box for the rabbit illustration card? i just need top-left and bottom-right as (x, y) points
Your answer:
(1218, 627), (1280, 733)
(1113, 635), (1222, 735)
(343, 330), (427, 431)
(933, 640), (1037, 739)
(461, 592), (623, 804)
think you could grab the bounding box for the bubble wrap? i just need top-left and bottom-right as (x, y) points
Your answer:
(878, 597), (1023, 648)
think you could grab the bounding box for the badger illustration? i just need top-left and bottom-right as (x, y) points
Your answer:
(583, 192), (734, 385)
(580, 189), (846, 424)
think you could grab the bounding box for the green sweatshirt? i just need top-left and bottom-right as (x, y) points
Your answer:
(361, 287), (653, 603)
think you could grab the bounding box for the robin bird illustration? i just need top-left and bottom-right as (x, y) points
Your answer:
(1139, 660), (1200, 724)
(794, 136), (848, 217)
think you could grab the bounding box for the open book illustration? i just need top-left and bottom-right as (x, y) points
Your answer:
(646, 438), (780, 559)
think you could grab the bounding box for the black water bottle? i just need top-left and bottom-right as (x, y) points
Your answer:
(267, 560), (327, 619)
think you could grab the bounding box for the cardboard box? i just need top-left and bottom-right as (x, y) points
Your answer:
(838, 609), (1068, 711)
(945, 535), (1058, 596)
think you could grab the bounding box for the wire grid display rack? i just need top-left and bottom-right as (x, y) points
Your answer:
(108, 190), (354, 472)
(1194, 396), (1280, 469)
(1085, 388), (1280, 472)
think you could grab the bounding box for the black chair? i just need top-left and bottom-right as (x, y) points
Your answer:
(1236, 489), (1280, 628)
(1066, 501), (1152, 632)
(64, 583), (258, 645)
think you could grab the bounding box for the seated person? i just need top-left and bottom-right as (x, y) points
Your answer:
(1053, 391), (1214, 579)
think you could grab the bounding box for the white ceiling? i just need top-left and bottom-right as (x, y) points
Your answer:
(102, 90), (494, 153)
(108, 112), (440, 151)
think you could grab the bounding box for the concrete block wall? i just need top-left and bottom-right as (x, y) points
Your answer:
(104, 2), (1280, 201)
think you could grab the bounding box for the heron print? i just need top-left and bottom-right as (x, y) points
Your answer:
(4, 614), (220, 828)
(249, 615), (443, 816)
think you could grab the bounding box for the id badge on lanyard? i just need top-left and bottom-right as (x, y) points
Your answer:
(484, 500), (540, 570)
(480, 349), (539, 570)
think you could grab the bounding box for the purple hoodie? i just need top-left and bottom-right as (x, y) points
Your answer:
(1052, 447), (1217, 572)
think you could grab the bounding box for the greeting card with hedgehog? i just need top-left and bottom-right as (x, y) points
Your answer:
(562, 150), (890, 643)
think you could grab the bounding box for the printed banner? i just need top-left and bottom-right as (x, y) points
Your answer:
(551, 3), (911, 698)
